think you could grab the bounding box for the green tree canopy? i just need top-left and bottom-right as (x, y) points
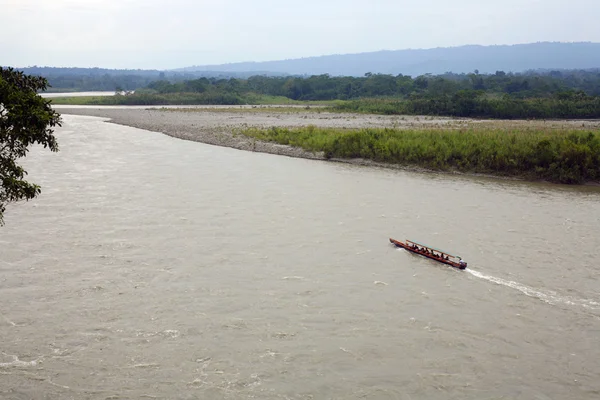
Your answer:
(0, 67), (61, 225)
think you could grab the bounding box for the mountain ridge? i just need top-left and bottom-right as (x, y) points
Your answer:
(174, 42), (600, 77)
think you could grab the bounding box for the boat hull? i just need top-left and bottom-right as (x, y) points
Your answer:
(389, 238), (466, 270)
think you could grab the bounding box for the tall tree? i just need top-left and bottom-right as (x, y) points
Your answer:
(0, 67), (61, 225)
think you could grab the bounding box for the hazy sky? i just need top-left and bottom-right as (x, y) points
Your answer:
(2, 0), (599, 69)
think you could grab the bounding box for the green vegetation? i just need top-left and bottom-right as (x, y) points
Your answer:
(0, 67), (61, 225)
(330, 93), (600, 119)
(239, 126), (600, 184)
(47, 70), (600, 119)
(49, 93), (341, 107)
(50, 91), (245, 105)
(140, 70), (600, 100)
(21, 66), (290, 93)
(158, 106), (330, 114)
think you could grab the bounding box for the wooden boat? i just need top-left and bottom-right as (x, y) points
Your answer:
(389, 238), (467, 270)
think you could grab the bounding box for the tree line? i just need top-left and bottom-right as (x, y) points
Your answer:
(134, 70), (600, 118)
(15, 66), (288, 93)
(42, 68), (600, 118)
(143, 69), (600, 100)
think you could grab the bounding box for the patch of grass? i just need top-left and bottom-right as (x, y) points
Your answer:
(49, 92), (346, 107)
(158, 105), (331, 114)
(49, 92), (245, 105)
(328, 96), (600, 119)
(243, 94), (342, 106)
(239, 126), (600, 184)
(49, 95), (116, 105)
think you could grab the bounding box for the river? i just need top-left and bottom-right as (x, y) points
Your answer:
(1, 114), (599, 399)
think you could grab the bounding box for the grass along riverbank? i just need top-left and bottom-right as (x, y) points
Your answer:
(48, 93), (342, 106)
(239, 126), (600, 184)
(330, 96), (600, 119)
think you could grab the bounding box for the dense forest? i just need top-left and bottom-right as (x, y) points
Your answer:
(142, 69), (600, 99)
(54, 69), (600, 119)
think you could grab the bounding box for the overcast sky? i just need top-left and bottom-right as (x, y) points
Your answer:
(2, 0), (599, 69)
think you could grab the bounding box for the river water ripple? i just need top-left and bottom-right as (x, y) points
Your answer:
(1, 115), (599, 399)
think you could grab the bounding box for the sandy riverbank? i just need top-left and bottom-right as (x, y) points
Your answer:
(56, 107), (463, 161)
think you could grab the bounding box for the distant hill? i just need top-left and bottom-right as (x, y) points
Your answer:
(13, 66), (288, 80)
(176, 42), (600, 77)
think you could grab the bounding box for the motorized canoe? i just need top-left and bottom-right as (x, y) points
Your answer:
(389, 238), (467, 270)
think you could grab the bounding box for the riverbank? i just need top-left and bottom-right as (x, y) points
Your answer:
(56, 107), (600, 184)
(55, 107), (458, 160)
(48, 93), (342, 106)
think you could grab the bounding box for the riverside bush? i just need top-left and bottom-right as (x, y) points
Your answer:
(331, 96), (600, 119)
(241, 126), (600, 183)
(53, 92), (245, 106)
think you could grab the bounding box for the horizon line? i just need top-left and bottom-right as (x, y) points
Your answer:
(10, 41), (599, 71)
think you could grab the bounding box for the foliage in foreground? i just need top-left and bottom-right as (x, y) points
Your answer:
(0, 67), (61, 225)
(240, 126), (600, 184)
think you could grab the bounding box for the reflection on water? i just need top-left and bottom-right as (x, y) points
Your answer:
(1, 115), (599, 399)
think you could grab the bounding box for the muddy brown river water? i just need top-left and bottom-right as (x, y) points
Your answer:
(1, 114), (600, 399)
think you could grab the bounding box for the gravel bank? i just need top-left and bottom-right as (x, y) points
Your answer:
(55, 107), (462, 161)
(55, 107), (600, 179)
